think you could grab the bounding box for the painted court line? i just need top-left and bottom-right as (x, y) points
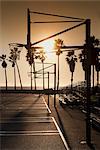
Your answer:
(0, 130), (59, 136)
(1, 116), (53, 120)
(0, 130), (58, 133)
(1, 120), (53, 123)
(1, 116), (53, 123)
(42, 96), (51, 114)
(2, 110), (49, 114)
(52, 117), (70, 150)
(0, 133), (59, 136)
(4, 107), (47, 110)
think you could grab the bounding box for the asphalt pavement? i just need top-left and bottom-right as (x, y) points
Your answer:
(0, 93), (100, 150)
(44, 95), (100, 150)
(0, 93), (69, 150)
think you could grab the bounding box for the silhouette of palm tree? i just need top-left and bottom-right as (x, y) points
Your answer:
(66, 50), (77, 91)
(26, 50), (33, 90)
(9, 47), (22, 90)
(92, 37), (100, 87)
(35, 49), (46, 89)
(79, 36), (100, 87)
(0, 54), (8, 90)
(79, 47), (87, 80)
(26, 48), (37, 90)
(9, 57), (16, 90)
(54, 39), (63, 90)
(31, 48), (37, 90)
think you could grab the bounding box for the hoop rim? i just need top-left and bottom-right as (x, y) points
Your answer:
(9, 43), (25, 47)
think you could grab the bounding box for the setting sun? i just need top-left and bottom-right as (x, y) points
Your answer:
(40, 39), (55, 57)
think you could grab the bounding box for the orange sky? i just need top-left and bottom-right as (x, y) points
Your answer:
(0, 1), (100, 88)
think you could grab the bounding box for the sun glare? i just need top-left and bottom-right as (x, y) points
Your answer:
(41, 39), (54, 55)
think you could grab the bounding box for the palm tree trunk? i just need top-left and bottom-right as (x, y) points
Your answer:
(42, 62), (45, 90)
(97, 71), (99, 87)
(54, 64), (56, 107)
(92, 65), (94, 89)
(33, 60), (36, 90)
(30, 64), (32, 90)
(16, 62), (23, 90)
(57, 55), (59, 91)
(71, 72), (73, 91)
(48, 72), (49, 107)
(5, 68), (7, 90)
(14, 66), (16, 90)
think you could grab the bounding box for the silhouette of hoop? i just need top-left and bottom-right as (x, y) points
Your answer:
(9, 43), (24, 52)
(9, 43), (24, 49)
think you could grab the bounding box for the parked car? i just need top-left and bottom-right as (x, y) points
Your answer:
(91, 107), (100, 131)
(59, 94), (67, 105)
(59, 93), (82, 107)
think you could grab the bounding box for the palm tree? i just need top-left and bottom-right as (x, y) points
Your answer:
(66, 50), (77, 91)
(79, 36), (100, 88)
(9, 57), (16, 90)
(39, 50), (46, 90)
(9, 47), (22, 90)
(27, 57), (32, 90)
(54, 39), (63, 90)
(92, 37), (100, 87)
(0, 55), (8, 90)
(26, 48), (37, 90)
(79, 47), (87, 80)
(35, 49), (46, 90)
(26, 50), (33, 90)
(89, 36), (99, 89)
(31, 48), (37, 90)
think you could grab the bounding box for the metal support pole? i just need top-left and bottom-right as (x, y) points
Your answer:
(54, 64), (56, 107)
(48, 72), (50, 107)
(27, 8), (31, 48)
(27, 9), (32, 90)
(85, 19), (91, 146)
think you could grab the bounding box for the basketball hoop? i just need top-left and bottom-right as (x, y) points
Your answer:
(9, 43), (24, 49)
